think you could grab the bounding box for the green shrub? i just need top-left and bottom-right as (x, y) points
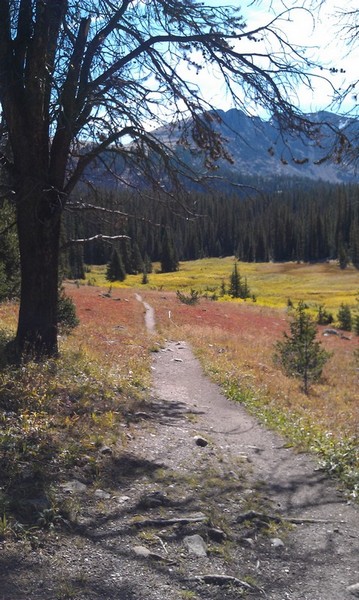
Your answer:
(176, 289), (200, 305)
(58, 289), (79, 332)
(317, 304), (334, 325)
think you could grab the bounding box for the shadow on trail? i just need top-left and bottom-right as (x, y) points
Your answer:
(253, 449), (350, 517)
(131, 396), (206, 427)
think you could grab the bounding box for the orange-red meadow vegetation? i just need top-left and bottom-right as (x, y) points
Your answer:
(63, 283), (154, 377)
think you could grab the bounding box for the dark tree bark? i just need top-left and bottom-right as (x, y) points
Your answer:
(15, 187), (62, 357)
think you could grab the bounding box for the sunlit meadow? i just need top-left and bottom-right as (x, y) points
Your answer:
(0, 257), (358, 531)
(86, 257), (359, 312)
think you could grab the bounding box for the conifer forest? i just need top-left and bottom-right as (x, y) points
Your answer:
(59, 177), (359, 280)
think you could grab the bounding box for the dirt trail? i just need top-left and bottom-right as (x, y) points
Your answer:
(136, 292), (359, 599)
(135, 293), (156, 333)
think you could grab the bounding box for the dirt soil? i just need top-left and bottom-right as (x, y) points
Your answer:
(1, 310), (358, 599)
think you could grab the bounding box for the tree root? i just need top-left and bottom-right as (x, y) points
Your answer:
(131, 515), (208, 528)
(236, 510), (345, 525)
(190, 574), (261, 591)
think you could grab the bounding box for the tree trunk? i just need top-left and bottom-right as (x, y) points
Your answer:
(13, 187), (62, 359)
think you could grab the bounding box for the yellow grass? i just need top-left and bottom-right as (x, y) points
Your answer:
(85, 258), (358, 312)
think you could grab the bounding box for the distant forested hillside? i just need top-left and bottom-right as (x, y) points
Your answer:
(63, 177), (359, 278)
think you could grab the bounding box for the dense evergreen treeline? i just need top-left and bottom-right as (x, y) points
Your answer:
(1, 178), (358, 298)
(63, 178), (359, 277)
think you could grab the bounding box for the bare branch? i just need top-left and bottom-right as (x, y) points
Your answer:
(66, 200), (162, 227)
(60, 233), (130, 251)
(63, 126), (139, 194)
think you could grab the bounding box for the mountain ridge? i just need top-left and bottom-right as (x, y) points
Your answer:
(177, 108), (359, 185)
(86, 109), (359, 192)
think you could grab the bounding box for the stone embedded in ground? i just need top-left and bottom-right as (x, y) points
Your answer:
(99, 445), (113, 456)
(134, 411), (150, 419)
(116, 495), (130, 504)
(194, 435), (208, 447)
(347, 583), (359, 597)
(270, 538), (285, 548)
(183, 534), (208, 557)
(242, 537), (255, 547)
(139, 490), (170, 508)
(133, 545), (151, 558)
(132, 546), (166, 562)
(94, 489), (111, 500)
(60, 480), (87, 493)
(208, 527), (227, 542)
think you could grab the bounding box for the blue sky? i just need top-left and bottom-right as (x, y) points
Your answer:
(186, 0), (359, 117)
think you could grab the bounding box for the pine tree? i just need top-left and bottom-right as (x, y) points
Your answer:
(338, 244), (349, 270)
(106, 249), (126, 282)
(229, 263), (251, 299)
(337, 304), (352, 331)
(274, 301), (331, 395)
(241, 276), (250, 300)
(350, 218), (359, 269)
(120, 238), (134, 274)
(229, 262), (241, 298)
(161, 229), (179, 273)
(57, 287), (80, 332)
(316, 304), (333, 326)
(132, 242), (144, 274)
(354, 295), (359, 336)
(220, 280), (227, 296)
(141, 269), (149, 285)
(68, 245), (85, 280)
(143, 253), (153, 274)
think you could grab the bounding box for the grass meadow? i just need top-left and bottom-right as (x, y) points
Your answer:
(0, 258), (358, 536)
(86, 257), (359, 312)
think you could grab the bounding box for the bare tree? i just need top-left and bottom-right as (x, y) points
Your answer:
(0, 0), (324, 358)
